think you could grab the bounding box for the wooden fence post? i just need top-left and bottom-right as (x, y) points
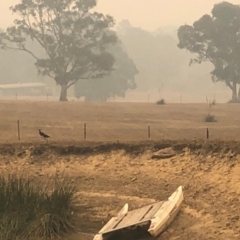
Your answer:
(84, 123), (87, 140)
(206, 128), (209, 140)
(148, 125), (151, 139)
(17, 120), (20, 140)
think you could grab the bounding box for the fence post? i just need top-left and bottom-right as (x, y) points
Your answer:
(84, 123), (87, 140)
(17, 120), (20, 140)
(148, 125), (151, 139)
(206, 128), (209, 140)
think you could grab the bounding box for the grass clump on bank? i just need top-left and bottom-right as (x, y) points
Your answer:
(0, 175), (79, 240)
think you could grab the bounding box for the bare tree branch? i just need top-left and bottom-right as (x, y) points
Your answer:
(4, 45), (39, 60)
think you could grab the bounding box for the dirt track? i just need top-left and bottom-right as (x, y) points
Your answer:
(0, 141), (239, 240)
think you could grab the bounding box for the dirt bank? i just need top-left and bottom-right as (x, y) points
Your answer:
(0, 141), (239, 240)
(1, 139), (240, 157)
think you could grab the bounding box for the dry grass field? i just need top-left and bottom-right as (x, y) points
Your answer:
(1, 101), (240, 239)
(1, 100), (240, 143)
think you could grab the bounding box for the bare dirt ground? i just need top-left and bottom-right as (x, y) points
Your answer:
(0, 141), (240, 240)
(0, 102), (240, 239)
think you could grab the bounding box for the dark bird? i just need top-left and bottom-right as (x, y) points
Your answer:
(39, 129), (50, 140)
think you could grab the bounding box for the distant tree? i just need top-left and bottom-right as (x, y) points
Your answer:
(74, 41), (138, 101)
(0, 0), (117, 101)
(177, 2), (240, 102)
(117, 20), (188, 91)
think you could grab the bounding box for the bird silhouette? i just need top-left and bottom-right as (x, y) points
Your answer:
(39, 129), (50, 140)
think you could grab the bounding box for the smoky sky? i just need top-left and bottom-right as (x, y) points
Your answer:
(1, 0), (239, 30)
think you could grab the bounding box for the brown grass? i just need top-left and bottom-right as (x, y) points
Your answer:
(0, 101), (240, 143)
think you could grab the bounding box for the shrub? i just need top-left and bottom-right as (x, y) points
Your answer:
(228, 99), (240, 103)
(204, 114), (217, 122)
(0, 175), (79, 240)
(156, 99), (165, 105)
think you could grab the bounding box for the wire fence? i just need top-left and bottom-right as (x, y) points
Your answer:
(2, 119), (239, 143)
(0, 89), (231, 103)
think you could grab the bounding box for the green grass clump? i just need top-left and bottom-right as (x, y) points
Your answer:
(156, 99), (165, 105)
(204, 114), (217, 122)
(0, 175), (79, 240)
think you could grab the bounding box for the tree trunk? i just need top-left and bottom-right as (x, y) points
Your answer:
(59, 84), (68, 101)
(232, 82), (237, 101)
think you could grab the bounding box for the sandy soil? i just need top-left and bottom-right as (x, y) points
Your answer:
(0, 142), (239, 240)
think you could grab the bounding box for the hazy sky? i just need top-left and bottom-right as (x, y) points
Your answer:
(0, 0), (240, 30)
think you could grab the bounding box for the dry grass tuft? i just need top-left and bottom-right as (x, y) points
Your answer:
(0, 174), (79, 240)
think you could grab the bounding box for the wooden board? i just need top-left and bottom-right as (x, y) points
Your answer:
(100, 201), (164, 235)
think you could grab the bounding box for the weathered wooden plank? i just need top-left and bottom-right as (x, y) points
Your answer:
(116, 206), (151, 228)
(101, 201), (164, 234)
(100, 214), (126, 233)
(140, 201), (164, 221)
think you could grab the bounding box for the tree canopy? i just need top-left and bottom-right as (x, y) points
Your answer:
(177, 2), (240, 101)
(117, 20), (188, 92)
(74, 40), (138, 101)
(0, 0), (117, 101)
